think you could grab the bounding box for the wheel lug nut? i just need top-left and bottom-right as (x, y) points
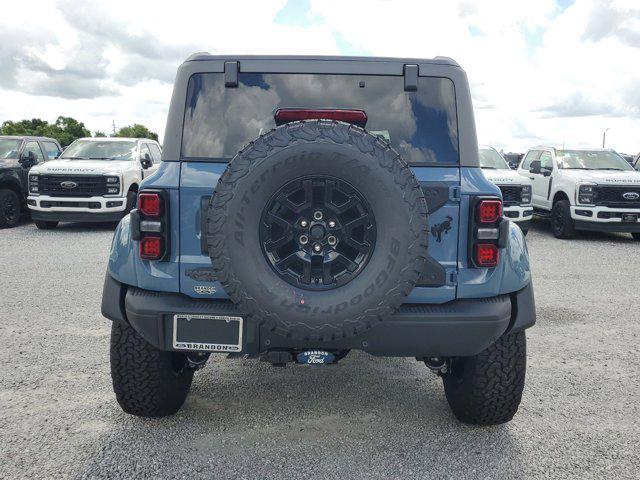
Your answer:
(299, 235), (309, 245)
(313, 211), (323, 220)
(300, 219), (308, 228)
(313, 243), (322, 253)
(327, 235), (337, 246)
(328, 220), (336, 228)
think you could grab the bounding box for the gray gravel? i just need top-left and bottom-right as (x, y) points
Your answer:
(1, 217), (639, 479)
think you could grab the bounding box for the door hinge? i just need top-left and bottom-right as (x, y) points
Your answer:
(446, 270), (458, 286)
(404, 64), (418, 91)
(224, 61), (239, 88)
(449, 186), (461, 202)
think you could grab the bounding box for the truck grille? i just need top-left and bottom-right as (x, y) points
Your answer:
(498, 185), (522, 206)
(36, 175), (110, 197)
(595, 186), (640, 208)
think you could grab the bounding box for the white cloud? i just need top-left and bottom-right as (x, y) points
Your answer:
(0, 0), (638, 155)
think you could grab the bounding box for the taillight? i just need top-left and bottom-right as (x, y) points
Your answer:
(139, 236), (163, 260)
(474, 243), (499, 267)
(274, 109), (368, 128)
(469, 197), (504, 268)
(138, 192), (162, 217)
(477, 200), (502, 224)
(134, 190), (169, 261)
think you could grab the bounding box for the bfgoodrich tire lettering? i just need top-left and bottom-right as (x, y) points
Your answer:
(442, 331), (526, 425)
(110, 321), (193, 417)
(206, 120), (429, 342)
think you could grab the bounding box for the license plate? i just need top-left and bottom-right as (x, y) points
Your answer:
(173, 314), (243, 352)
(621, 214), (638, 223)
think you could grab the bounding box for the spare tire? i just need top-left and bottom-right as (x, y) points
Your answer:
(206, 120), (428, 342)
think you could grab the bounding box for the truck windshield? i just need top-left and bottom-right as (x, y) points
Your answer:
(0, 139), (21, 159)
(479, 148), (510, 170)
(182, 73), (459, 165)
(556, 150), (634, 171)
(61, 140), (137, 160)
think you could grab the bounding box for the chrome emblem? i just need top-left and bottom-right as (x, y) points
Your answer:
(60, 181), (78, 189)
(623, 192), (639, 200)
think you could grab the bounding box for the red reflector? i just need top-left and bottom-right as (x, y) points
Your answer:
(274, 109), (367, 127)
(138, 193), (162, 217)
(139, 236), (163, 260)
(475, 243), (499, 267)
(477, 200), (502, 223)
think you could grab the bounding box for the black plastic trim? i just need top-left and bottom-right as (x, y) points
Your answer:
(31, 210), (124, 223)
(101, 273), (127, 323)
(419, 181), (450, 214)
(224, 61), (238, 87)
(404, 64), (418, 91)
(574, 220), (640, 233)
(110, 281), (536, 357)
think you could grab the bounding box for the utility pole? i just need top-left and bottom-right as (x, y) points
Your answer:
(602, 128), (609, 148)
(112, 120), (117, 136)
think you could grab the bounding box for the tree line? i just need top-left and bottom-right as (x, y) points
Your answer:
(0, 117), (159, 147)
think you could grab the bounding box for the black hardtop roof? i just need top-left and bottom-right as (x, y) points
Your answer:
(0, 135), (59, 142)
(184, 53), (459, 67)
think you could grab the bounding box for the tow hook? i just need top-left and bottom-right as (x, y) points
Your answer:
(186, 352), (210, 370)
(424, 357), (450, 375)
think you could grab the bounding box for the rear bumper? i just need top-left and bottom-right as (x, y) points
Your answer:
(102, 274), (536, 358)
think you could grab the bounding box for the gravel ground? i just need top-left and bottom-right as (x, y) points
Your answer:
(1, 217), (639, 479)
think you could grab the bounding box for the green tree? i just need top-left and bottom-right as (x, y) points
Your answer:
(0, 116), (90, 147)
(52, 116), (90, 147)
(93, 131), (107, 137)
(115, 124), (159, 142)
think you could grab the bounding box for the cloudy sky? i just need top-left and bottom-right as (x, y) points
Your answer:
(1, 0), (639, 154)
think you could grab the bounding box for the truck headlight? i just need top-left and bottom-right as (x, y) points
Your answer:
(521, 185), (532, 204)
(105, 176), (121, 195)
(578, 184), (596, 205)
(29, 175), (39, 193)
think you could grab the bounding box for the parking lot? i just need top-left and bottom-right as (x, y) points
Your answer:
(0, 219), (638, 479)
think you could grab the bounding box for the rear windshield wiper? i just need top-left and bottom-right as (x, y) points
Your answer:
(60, 156), (86, 160)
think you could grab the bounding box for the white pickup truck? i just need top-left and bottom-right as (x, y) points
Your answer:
(479, 146), (533, 234)
(517, 147), (640, 239)
(27, 137), (161, 229)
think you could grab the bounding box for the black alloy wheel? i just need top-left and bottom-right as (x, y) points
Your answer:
(260, 175), (376, 290)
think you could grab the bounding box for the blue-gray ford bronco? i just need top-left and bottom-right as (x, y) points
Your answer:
(101, 55), (535, 425)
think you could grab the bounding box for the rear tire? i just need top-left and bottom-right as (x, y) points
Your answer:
(551, 200), (575, 239)
(442, 331), (526, 425)
(0, 189), (21, 228)
(632, 233), (640, 241)
(34, 220), (58, 230)
(520, 228), (528, 236)
(110, 321), (194, 417)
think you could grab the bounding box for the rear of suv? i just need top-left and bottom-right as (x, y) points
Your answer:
(27, 137), (161, 229)
(101, 55), (535, 424)
(518, 147), (640, 239)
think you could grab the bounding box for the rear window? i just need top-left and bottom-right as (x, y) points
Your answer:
(181, 73), (459, 165)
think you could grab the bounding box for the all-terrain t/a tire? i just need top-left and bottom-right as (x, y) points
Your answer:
(0, 189), (21, 228)
(34, 220), (58, 230)
(110, 321), (194, 417)
(206, 120), (429, 342)
(442, 331), (526, 425)
(551, 200), (576, 239)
